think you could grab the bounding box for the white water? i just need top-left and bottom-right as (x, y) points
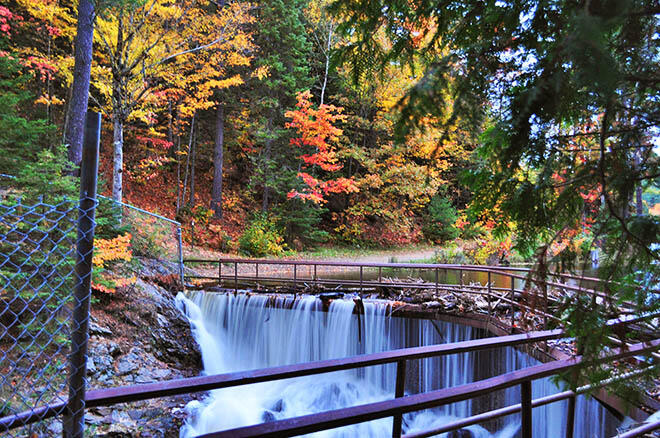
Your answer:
(176, 291), (619, 437)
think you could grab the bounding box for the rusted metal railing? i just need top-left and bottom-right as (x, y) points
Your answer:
(183, 258), (634, 330)
(3, 318), (657, 437)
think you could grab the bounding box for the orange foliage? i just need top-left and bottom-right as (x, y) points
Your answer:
(285, 90), (358, 204)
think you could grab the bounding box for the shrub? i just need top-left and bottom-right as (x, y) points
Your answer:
(238, 213), (287, 257)
(275, 200), (329, 247)
(422, 196), (459, 243)
(434, 245), (469, 264)
(91, 232), (136, 294)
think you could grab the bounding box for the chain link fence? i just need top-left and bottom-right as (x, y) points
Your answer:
(97, 195), (184, 287)
(0, 196), (97, 436)
(0, 111), (100, 437)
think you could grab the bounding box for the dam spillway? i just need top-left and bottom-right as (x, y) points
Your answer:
(176, 291), (621, 437)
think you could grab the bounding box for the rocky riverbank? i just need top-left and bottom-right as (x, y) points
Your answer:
(30, 258), (202, 437)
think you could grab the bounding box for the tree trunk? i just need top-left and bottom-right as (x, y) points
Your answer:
(112, 117), (124, 203)
(262, 136), (272, 212)
(262, 115), (273, 212)
(320, 26), (333, 106)
(182, 114), (195, 209)
(167, 100), (174, 149)
(189, 130), (196, 207)
(635, 149), (644, 215)
(65, 0), (95, 170)
(176, 135), (181, 214)
(211, 104), (224, 219)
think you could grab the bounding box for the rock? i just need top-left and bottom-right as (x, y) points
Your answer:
(110, 409), (132, 424)
(117, 353), (139, 375)
(107, 341), (121, 357)
(135, 367), (172, 383)
(47, 420), (63, 435)
(271, 399), (285, 412)
(95, 422), (134, 437)
(86, 357), (97, 376)
(262, 410), (277, 422)
(84, 413), (104, 426)
(89, 321), (113, 336)
(424, 301), (443, 309)
(156, 313), (169, 327)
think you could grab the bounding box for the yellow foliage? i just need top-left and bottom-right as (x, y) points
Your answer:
(93, 233), (132, 268)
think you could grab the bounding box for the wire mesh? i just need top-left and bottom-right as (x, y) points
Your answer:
(97, 195), (184, 287)
(0, 196), (96, 436)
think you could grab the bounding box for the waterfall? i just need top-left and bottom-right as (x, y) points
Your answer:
(176, 291), (619, 437)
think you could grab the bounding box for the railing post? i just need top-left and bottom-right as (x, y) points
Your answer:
(314, 263), (317, 285)
(256, 263), (259, 289)
(392, 360), (406, 438)
(435, 267), (438, 295)
(360, 266), (363, 292)
(520, 380), (532, 438)
(566, 394), (576, 438)
(378, 266), (382, 283)
(487, 271), (492, 318)
(294, 263), (297, 291)
(510, 276), (516, 331)
(64, 110), (100, 438)
(234, 261), (238, 293)
(218, 260), (222, 284)
(459, 269), (463, 288)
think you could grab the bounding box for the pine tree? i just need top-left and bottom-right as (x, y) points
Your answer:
(249, 0), (312, 212)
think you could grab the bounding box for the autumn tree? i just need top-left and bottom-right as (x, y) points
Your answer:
(94, 0), (252, 203)
(285, 90), (357, 204)
(0, 5), (53, 174)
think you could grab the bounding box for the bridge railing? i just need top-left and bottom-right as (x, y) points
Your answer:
(3, 321), (657, 438)
(183, 258), (635, 330)
(196, 339), (659, 438)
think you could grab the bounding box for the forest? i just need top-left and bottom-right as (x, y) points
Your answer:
(0, 1), (659, 435)
(0, 0), (658, 272)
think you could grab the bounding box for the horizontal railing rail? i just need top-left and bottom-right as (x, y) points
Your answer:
(404, 364), (659, 438)
(183, 258), (618, 299)
(196, 339), (659, 438)
(183, 258), (646, 332)
(0, 329), (563, 431)
(3, 313), (657, 435)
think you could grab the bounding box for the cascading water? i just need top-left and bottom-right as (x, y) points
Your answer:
(176, 291), (620, 437)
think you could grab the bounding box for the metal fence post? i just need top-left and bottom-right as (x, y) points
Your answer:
(520, 380), (532, 438)
(176, 226), (184, 287)
(566, 394), (576, 438)
(63, 111), (100, 438)
(392, 360), (406, 438)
